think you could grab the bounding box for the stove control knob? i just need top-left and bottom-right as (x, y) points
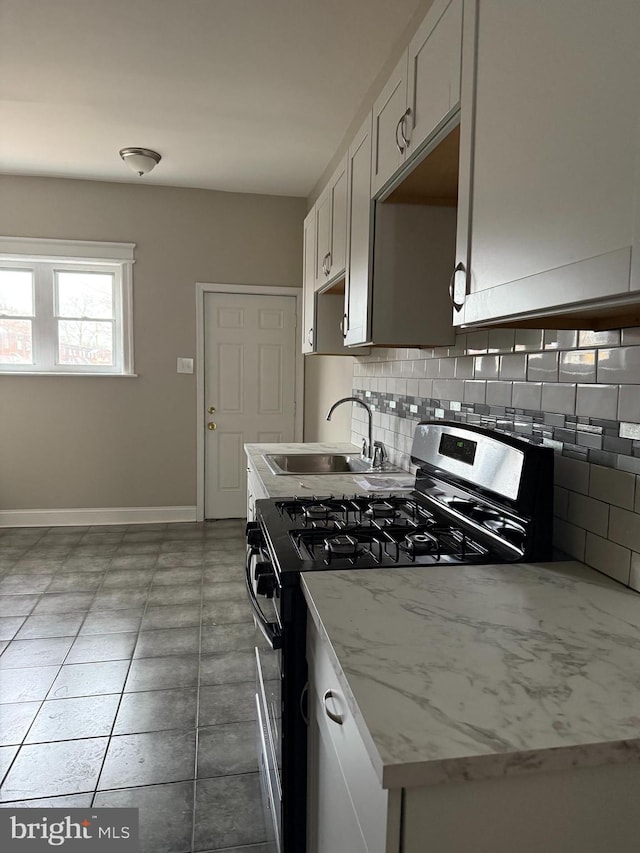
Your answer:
(255, 562), (276, 598)
(246, 522), (264, 549)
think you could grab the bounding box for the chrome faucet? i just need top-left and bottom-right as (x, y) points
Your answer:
(326, 396), (385, 467)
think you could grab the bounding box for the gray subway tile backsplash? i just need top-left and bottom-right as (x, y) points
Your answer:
(353, 325), (640, 591)
(597, 346), (640, 384)
(618, 386), (640, 422)
(559, 350), (597, 383)
(575, 384), (619, 419)
(527, 352), (559, 382)
(499, 353), (527, 380)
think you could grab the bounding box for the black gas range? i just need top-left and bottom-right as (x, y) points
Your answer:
(245, 421), (554, 852)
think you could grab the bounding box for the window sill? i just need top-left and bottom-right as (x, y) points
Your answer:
(0, 371), (139, 377)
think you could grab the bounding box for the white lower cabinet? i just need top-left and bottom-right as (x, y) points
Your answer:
(306, 614), (640, 853)
(307, 619), (401, 853)
(246, 459), (267, 521)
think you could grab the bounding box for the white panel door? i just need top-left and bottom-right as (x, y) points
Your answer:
(204, 292), (297, 518)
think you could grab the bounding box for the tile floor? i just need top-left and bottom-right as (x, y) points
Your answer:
(0, 520), (271, 853)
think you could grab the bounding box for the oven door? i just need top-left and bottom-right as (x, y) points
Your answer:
(247, 541), (282, 852)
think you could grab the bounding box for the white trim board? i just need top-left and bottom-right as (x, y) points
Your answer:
(195, 281), (304, 522)
(0, 506), (197, 528)
(0, 235), (136, 263)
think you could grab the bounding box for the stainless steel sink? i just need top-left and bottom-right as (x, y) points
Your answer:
(262, 453), (402, 476)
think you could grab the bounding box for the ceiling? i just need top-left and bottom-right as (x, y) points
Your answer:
(0, 0), (426, 198)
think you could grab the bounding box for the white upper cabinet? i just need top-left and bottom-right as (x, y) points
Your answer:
(303, 197), (370, 356)
(302, 209), (316, 354)
(314, 155), (348, 289)
(371, 0), (463, 198)
(407, 0), (463, 163)
(344, 114), (374, 347)
(371, 52), (409, 198)
(454, 0), (640, 327)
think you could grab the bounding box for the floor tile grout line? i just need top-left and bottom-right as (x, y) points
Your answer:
(191, 522), (210, 853)
(1, 546), (115, 788)
(89, 549), (162, 808)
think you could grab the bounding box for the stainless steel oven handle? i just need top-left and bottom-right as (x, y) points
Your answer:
(300, 682), (309, 726)
(245, 548), (282, 650)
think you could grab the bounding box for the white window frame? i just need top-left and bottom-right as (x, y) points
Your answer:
(0, 237), (135, 375)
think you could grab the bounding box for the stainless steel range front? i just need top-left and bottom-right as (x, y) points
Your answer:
(245, 421), (554, 852)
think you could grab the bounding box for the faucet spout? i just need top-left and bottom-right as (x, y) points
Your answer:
(326, 396), (374, 461)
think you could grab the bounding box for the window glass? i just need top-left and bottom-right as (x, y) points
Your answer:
(0, 269), (34, 316)
(56, 272), (114, 319)
(57, 320), (114, 365)
(0, 318), (33, 364)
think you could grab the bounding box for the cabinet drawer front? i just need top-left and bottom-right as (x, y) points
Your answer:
(308, 622), (390, 853)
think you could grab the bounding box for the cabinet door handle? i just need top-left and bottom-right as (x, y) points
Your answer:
(323, 252), (331, 276)
(323, 689), (344, 725)
(449, 262), (466, 312)
(308, 327), (313, 346)
(321, 255), (327, 276)
(341, 313), (349, 339)
(399, 107), (411, 149)
(395, 114), (405, 155)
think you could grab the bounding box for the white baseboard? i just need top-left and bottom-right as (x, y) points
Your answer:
(0, 506), (198, 528)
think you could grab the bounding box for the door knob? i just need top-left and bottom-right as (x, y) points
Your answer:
(208, 406), (216, 413)
(207, 422), (217, 430)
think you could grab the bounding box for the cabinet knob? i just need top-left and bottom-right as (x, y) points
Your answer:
(208, 406), (216, 414)
(207, 422), (217, 430)
(449, 262), (466, 312)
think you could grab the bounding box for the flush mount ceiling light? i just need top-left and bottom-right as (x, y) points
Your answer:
(119, 147), (161, 177)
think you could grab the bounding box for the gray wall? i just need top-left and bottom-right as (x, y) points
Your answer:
(0, 175), (306, 510)
(303, 355), (354, 442)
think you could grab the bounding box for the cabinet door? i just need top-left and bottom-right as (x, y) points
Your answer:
(345, 114), (373, 346)
(307, 691), (369, 853)
(371, 51), (409, 197)
(314, 189), (332, 290)
(455, 0), (640, 326)
(407, 0), (462, 156)
(329, 157), (348, 281)
(302, 209), (316, 353)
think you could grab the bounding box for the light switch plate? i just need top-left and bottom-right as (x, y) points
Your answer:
(177, 357), (194, 374)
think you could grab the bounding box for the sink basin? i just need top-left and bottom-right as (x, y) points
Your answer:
(262, 453), (402, 476)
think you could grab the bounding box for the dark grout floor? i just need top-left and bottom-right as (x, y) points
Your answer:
(0, 520), (271, 853)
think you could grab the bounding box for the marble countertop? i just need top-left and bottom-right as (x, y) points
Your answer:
(302, 561), (640, 790)
(244, 442), (414, 498)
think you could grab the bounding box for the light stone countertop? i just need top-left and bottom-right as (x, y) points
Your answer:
(301, 561), (640, 791)
(244, 442), (415, 498)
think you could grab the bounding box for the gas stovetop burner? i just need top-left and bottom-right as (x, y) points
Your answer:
(324, 533), (363, 557)
(303, 503), (336, 523)
(365, 500), (399, 520)
(401, 531), (439, 554)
